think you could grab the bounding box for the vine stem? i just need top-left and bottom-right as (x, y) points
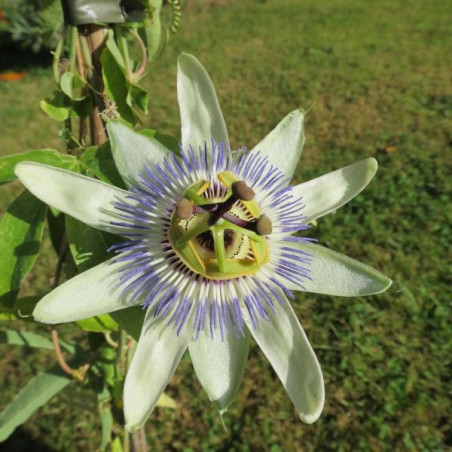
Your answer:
(50, 236), (76, 377)
(51, 329), (74, 377)
(84, 24), (108, 146)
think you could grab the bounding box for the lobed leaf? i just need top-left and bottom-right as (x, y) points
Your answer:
(0, 149), (79, 185)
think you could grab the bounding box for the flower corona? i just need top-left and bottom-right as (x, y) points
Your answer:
(108, 143), (311, 339)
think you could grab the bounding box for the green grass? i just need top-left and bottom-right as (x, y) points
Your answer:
(1, 0), (451, 450)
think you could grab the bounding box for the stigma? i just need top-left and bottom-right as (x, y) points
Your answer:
(168, 172), (272, 280)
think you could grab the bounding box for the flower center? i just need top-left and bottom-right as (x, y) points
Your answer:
(167, 171), (271, 280)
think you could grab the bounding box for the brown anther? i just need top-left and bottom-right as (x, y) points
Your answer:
(256, 215), (272, 236)
(176, 198), (193, 219)
(232, 180), (255, 201)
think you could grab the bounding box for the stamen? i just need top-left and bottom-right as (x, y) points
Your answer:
(232, 180), (255, 201)
(256, 215), (272, 236)
(176, 198), (193, 219)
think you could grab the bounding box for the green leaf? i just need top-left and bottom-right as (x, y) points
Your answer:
(76, 315), (119, 333)
(0, 329), (76, 354)
(65, 216), (109, 272)
(0, 358), (85, 441)
(111, 436), (123, 452)
(60, 71), (86, 100)
(0, 191), (47, 308)
(144, 0), (163, 61)
(156, 393), (177, 409)
(110, 306), (145, 342)
(72, 96), (93, 118)
(100, 406), (114, 451)
(81, 143), (126, 188)
(101, 47), (136, 126)
(128, 83), (148, 115)
(105, 30), (126, 67)
(101, 32), (147, 125)
(40, 90), (70, 121)
(0, 295), (42, 320)
(0, 294), (45, 321)
(139, 129), (180, 153)
(65, 217), (119, 333)
(0, 149), (79, 185)
(0, 330), (53, 349)
(39, 0), (64, 47)
(46, 209), (66, 256)
(41, 89), (92, 120)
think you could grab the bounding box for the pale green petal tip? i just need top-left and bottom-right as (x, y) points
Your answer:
(212, 395), (232, 414)
(177, 53), (206, 79)
(124, 408), (153, 433)
(299, 408), (322, 425)
(298, 387), (325, 425)
(368, 156), (378, 171)
(377, 275), (393, 294)
(32, 304), (60, 325)
(177, 52), (199, 67)
(365, 156), (378, 179)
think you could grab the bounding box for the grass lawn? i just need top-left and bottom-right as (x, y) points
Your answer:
(1, 0), (451, 450)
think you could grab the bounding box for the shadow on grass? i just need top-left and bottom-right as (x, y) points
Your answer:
(0, 32), (52, 72)
(2, 427), (58, 451)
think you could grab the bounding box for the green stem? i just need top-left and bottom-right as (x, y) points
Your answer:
(52, 28), (65, 83)
(69, 26), (78, 72)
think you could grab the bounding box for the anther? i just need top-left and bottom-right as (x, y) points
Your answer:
(256, 215), (272, 236)
(176, 198), (193, 219)
(232, 180), (255, 201)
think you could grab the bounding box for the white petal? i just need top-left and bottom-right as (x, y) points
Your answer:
(33, 259), (136, 323)
(250, 109), (305, 178)
(124, 308), (193, 431)
(293, 158), (378, 223)
(177, 53), (228, 151)
(283, 243), (392, 296)
(15, 162), (131, 235)
(244, 299), (324, 424)
(189, 329), (249, 413)
(107, 121), (170, 188)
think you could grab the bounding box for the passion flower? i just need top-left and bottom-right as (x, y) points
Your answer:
(15, 53), (391, 431)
